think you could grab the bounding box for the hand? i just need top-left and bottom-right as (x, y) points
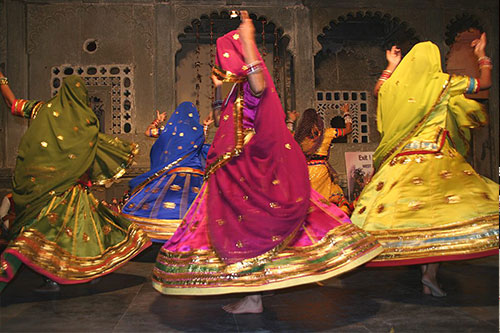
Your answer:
(238, 11), (255, 45)
(211, 74), (223, 87)
(386, 46), (401, 67)
(286, 110), (299, 123)
(203, 113), (214, 127)
(155, 110), (167, 122)
(341, 103), (350, 115)
(471, 32), (487, 58)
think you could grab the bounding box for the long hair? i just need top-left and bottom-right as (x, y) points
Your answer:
(294, 108), (324, 158)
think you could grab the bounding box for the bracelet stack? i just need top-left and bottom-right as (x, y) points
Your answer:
(244, 61), (262, 75)
(478, 56), (492, 70)
(0, 77), (8, 85)
(212, 99), (223, 110)
(378, 70), (392, 82)
(152, 119), (161, 128)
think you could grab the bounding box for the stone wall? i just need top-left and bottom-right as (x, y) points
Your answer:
(0, 0), (498, 199)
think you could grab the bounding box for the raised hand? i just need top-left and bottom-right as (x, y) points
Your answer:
(203, 113), (214, 127)
(156, 110), (167, 122)
(471, 32), (487, 58)
(341, 103), (350, 115)
(386, 46), (402, 67)
(238, 10), (255, 45)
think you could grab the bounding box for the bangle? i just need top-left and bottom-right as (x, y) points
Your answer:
(478, 56), (492, 69)
(152, 119), (161, 127)
(0, 77), (8, 85)
(378, 70), (392, 81)
(244, 61), (262, 75)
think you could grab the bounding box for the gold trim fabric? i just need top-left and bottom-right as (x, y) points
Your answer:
(152, 224), (383, 295)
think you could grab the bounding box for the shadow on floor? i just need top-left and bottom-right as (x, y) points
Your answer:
(1, 266), (146, 307)
(149, 283), (382, 332)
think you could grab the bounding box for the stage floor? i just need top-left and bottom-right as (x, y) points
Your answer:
(1, 244), (498, 332)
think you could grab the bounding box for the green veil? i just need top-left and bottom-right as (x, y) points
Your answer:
(11, 76), (98, 237)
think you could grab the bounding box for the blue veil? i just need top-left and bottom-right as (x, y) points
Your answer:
(130, 102), (205, 190)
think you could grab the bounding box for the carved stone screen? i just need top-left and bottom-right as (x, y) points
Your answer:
(315, 90), (370, 143)
(50, 65), (134, 134)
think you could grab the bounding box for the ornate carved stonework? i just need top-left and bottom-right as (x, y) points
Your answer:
(51, 65), (135, 134)
(315, 90), (370, 144)
(313, 10), (421, 56)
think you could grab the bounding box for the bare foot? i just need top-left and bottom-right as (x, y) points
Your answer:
(222, 295), (263, 314)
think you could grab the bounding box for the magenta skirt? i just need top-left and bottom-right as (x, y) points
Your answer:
(153, 183), (382, 295)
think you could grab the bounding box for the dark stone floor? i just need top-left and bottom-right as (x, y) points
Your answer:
(1, 244), (498, 332)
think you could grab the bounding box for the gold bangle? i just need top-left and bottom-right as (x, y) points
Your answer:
(477, 56), (490, 62)
(0, 77), (8, 85)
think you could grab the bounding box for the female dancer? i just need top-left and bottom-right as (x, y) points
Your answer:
(294, 105), (353, 214)
(152, 11), (382, 313)
(0, 74), (151, 292)
(351, 34), (498, 296)
(121, 102), (211, 242)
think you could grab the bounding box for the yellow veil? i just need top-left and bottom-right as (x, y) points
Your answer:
(373, 42), (487, 170)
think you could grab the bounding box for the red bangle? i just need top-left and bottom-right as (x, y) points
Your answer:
(11, 99), (26, 117)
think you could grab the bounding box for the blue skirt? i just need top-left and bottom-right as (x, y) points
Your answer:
(122, 167), (204, 242)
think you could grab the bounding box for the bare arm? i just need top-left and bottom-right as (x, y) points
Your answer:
(373, 46), (401, 97)
(471, 33), (491, 90)
(239, 11), (266, 95)
(341, 104), (353, 135)
(344, 121), (353, 135)
(0, 71), (16, 108)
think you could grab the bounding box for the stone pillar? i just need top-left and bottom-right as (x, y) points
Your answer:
(290, 5), (314, 114)
(155, 3), (176, 117)
(3, 0), (29, 169)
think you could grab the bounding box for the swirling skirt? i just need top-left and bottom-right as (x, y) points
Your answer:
(351, 142), (499, 266)
(122, 168), (204, 242)
(1, 185), (151, 291)
(152, 183), (382, 295)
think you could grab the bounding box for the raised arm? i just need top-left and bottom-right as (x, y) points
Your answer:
(340, 104), (353, 135)
(471, 32), (492, 90)
(145, 110), (166, 137)
(373, 46), (401, 97)
(239, 11), (266, 95)
(0, 70), (16, 109)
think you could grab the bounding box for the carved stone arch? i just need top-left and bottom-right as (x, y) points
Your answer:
(313, 12), (420, 148)
(174, 10), (293, 56)
(444, 14), (487, 99)
(174, 9), (295, 117)
(445, 13), (484, 46)
(315, 11), (421, 58)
